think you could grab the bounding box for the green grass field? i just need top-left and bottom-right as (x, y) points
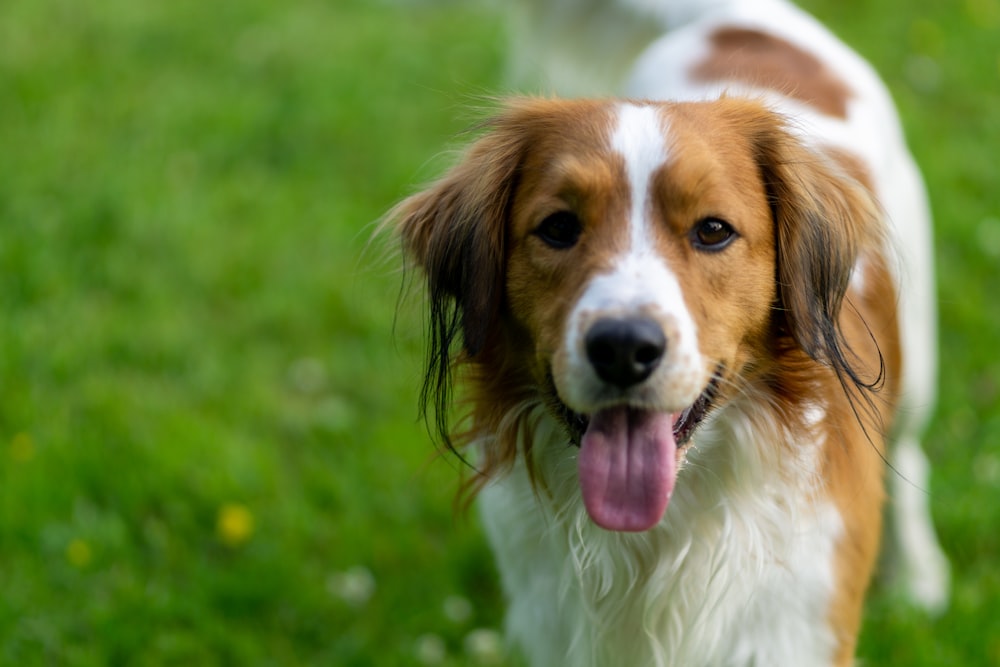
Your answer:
(0, 0), (997, 664)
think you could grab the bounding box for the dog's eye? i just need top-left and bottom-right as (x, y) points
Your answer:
(691, 217), (736, 252)
(535, 211), (582, 249)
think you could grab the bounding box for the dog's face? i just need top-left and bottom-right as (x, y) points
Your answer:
(504, 102), (778, 530)
(506, 102), (775, 417)
(395, 98), (876, 531)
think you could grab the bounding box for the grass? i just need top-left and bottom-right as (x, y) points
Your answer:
(0, 0), (997, 664)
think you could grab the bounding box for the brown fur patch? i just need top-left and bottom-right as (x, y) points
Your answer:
(691, 27), (853, 119)
(824, 251), (900, 663)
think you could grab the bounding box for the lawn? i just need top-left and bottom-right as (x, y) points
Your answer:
(0, 0), (997, 664)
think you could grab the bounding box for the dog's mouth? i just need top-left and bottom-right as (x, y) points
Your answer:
(546, 370), (722, 533)
(672, 375), (721, 447)
(550, 372), (721, 451)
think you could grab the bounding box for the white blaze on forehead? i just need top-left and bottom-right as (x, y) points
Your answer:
(611, 103), (670, 251)
(557, 103), (704, 412)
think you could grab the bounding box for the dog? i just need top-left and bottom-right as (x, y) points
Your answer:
(389, 0), (949, 664)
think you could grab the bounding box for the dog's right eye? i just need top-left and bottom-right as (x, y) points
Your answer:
(534, 211), (582, 249)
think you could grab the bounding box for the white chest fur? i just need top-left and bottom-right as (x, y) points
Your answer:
(478, 405), (844, 667)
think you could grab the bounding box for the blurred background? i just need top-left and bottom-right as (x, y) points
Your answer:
(0, 0), (997, 664)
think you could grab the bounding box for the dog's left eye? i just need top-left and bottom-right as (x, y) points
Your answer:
(691, 217), (736, 251)
(535, 211), (582, 249)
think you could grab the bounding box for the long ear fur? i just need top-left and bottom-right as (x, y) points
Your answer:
(742, 103), (885, 393)
(390, 109), (529, 450)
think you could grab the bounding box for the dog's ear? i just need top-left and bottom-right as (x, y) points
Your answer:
(390, 107), (530, 448)
(394, 116), (526, 357)
(741, 103), (882, 384)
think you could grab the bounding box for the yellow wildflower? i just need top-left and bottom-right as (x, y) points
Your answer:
(216, 503), (255, 547)
(66, 539), (93, 568)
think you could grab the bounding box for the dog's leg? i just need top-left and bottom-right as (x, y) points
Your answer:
(889, 436), (950, 614)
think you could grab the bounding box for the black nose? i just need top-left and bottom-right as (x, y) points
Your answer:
(585, 316), (666, 388)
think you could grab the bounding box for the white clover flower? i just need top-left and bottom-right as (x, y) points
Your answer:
(414, 633), (447, 665)
(327, 566), (376, 607)
(287, 357), (327, 395)
(443, 595), (473, 624)
(464, 628), (504, 665)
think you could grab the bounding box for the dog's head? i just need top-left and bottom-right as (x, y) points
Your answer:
(393, 98), (879, 531)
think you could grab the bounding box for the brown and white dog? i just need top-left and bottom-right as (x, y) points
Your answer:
(390, 0), (948, 664)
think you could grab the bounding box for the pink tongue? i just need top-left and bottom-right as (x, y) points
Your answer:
(578, 407), (678, 532)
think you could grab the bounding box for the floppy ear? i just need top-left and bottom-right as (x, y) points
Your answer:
(394, 126), (523, 358)
(395, 134), (520, 356)
(747, 106), (883, 386)
(390, 111), (528, 447)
